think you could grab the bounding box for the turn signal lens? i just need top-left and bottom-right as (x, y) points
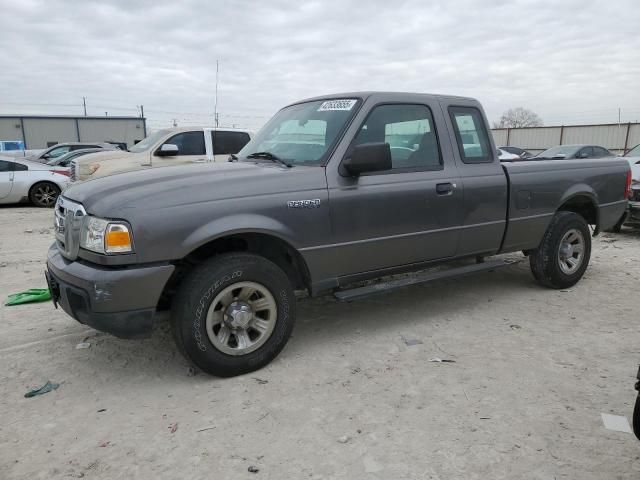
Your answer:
(105, 224), (132, 253)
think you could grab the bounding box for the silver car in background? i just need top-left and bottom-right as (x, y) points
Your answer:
(0, 157), (70, 207)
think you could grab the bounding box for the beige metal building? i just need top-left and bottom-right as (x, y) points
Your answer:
(0, 115), (147, 149)
(492, 122), (640, 155)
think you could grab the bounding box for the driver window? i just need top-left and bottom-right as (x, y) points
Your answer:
(164, 131), (205, 155)
(352, 104), (441, 170)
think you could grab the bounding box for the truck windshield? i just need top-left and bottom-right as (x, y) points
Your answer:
(237, 99), (361, 166)
(128, 129), (170, 153)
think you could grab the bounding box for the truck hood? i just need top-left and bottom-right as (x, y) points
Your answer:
(62, 161), (327, 217)
(75, 150), (134, 163)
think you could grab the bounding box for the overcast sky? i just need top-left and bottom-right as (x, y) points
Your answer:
(1, 0), (639, 130)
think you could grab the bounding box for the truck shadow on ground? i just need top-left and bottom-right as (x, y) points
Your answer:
(67, 262), (539, 382)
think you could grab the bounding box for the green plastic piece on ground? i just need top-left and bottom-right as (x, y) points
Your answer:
(5, 288), (52, 306)
(24, 381), (60, 398)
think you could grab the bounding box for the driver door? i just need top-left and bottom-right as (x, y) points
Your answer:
(0, 160), (14, 199)
(155, 131), (207, 165)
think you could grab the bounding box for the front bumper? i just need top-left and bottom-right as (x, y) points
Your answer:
(46, 244), (175, 338)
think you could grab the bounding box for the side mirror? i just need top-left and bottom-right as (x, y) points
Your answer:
(42, 153), (51, 159)
(578, 152), (589, 159)
(156, 144), (179, 157)
(552, 154), (566, 159)
(343, 142), (392, 176)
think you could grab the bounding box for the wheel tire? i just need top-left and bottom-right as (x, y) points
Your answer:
(530, 211), (591, 289)
(171, 253), (295, 377)
(29, 182), (60, 208)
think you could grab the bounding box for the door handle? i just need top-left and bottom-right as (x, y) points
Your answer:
(436, 182), (455, 195)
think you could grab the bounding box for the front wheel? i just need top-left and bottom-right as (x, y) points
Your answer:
(29, 182), (60, 208)
(530, 211), (591, 289)
(171, 253), (295, 377)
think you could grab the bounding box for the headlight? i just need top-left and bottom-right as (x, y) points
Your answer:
(80, 216), (133, 254)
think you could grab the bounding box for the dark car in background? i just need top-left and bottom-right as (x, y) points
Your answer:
(536, 144), (615, 160)
(45, 148), (105, 168)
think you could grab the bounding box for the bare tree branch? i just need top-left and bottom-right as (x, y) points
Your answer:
(492, 107), (543, 128)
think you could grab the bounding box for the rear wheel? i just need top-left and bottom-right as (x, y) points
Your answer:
(29, 182), (60, 208)
(171, 253), (295, 377)
(530, 211), (591, 289)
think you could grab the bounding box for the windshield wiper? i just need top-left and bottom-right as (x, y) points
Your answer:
(246, 151), (292, 168)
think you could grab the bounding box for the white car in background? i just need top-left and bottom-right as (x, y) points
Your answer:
(0, 157), (70, 207)
(497, 148), (520, 161)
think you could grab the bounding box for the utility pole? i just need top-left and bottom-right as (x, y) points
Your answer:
(214, 59), (219, 128)
(139, 105), (147, 137)
(82, 97), (87, 116)
(618, 107), (621, 154)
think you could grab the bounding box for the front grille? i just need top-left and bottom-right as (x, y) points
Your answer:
(54, 196), (86, 260)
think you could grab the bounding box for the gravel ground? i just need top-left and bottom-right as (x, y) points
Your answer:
(1, 205), (639, 479)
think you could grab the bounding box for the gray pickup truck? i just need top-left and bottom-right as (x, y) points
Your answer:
(46, 92), (631, 377)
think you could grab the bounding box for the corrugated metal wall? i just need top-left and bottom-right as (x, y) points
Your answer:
(0, 116), (145, 149)
(23, 118), (78, 148)
(77, 119), (145, 147)
(0, 118), (23, 142)
(492, 122), (640, 154)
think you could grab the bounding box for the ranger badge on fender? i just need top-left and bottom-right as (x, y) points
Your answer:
(287, 199), (321, 209)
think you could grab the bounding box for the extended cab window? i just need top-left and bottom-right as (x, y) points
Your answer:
(449, 107), (493, 163)
(212, 131), (251, 155)
(164, 131), (205, 155)
(0, 160), (12, 172)
(352, 104), (441, 170)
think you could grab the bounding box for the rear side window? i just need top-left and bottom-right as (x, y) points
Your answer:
(449, 107), (493, 164)
(594, 146), (612, 157)
(0, 160), (12, 172)
(351, 104), (441, 171)
(14, 162), (27, 171)
(212, 131), (251, 155)
(164, 131), (206, 155)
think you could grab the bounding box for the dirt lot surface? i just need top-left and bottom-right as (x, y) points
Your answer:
(1, 205), (640, 479)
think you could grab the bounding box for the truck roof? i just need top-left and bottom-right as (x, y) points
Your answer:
(291, 91), (479, 106)
(148, 126), (252, 133)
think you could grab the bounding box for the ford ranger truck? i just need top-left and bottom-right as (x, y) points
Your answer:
(46, 92), (631, 377)
(70, 127), (252, 181)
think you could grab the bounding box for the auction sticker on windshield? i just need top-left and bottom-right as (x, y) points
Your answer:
(317, 99), (358, 111)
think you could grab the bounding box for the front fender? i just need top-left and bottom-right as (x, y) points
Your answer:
(181, 213), (298, 256)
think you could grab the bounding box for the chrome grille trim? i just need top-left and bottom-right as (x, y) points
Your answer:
(54, 196), (86, 260)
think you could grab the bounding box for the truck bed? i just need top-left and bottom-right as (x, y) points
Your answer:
(501, 157), (629, 252)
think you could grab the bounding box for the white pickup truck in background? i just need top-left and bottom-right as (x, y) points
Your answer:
(71, 127), (252, 181)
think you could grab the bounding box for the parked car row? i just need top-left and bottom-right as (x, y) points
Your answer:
(0, 128), (252, 207)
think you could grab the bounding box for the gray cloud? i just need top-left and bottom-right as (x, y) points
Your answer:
(1, 0), (639, 129)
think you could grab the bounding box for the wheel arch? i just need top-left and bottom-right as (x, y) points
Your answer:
(159, 229), (312, 310)
(556, 190), (599, 234)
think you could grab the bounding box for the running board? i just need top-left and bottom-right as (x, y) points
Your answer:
(334, 259), (519, 302)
